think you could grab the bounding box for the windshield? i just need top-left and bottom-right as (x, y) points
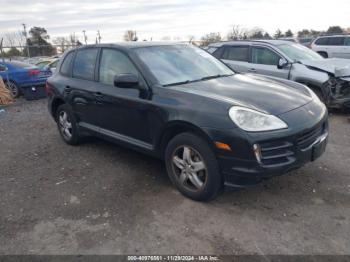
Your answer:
(278, 43), (323, 61)
(134, 45), (233, 86)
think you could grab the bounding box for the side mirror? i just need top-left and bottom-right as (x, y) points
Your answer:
(277, 58), (288, 69)
(114, 73), (139, 88)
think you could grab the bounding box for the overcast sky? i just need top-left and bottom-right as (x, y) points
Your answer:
(0, 0), (349, 43)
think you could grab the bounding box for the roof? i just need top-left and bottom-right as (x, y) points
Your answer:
(79, 42), (188, 49)
(316, 34), (350, 38)
(208, 39), (294, 47)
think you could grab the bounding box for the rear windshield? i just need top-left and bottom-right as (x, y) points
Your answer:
(7, 61), (33, 68)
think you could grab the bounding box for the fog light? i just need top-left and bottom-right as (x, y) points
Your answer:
(253, 144), (262, 164)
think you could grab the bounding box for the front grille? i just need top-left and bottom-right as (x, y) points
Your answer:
(260, 140), (295, 167)
(257, 121), (327, 167)
(297, 123), (324, 150)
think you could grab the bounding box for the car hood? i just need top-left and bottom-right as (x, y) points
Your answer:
(300, 58), (350, 78)
(171, 74), (313, 115)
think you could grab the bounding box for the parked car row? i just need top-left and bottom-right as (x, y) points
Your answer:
(311, 35), (350, 58)
(47, 43), (329, 201)
(207, 40), (350, 109)
(0, 60), (50, 98)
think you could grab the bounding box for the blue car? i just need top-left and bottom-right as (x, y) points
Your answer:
(0, 60), (49, 98)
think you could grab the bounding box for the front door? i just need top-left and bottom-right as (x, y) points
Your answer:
(250, 46), (289, 79)
(93, 48), (153, 146)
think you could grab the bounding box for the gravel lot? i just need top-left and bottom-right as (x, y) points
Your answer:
(0, 99), (350, 255)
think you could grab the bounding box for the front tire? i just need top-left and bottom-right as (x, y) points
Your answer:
(165, 133), (222, 201)
(56, 104), (81, 145)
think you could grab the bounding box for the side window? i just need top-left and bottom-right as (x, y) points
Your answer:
(207, 47), (218, 54)
(221, 46), (249, 62)
(251, 47), (280, 66)
(60, 52), (74, 76)
(345, 37), (350, 46)
(99, 49), (139, 86)
(315, 38), (329, 46)
(0, 64), (7, 72)
(72, 48), (98, 81)
(328, 37), (345, 46)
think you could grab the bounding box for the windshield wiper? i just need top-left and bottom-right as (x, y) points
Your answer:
(163, 74), (234, 87)
(163, 80), (193, 87)
(200, 74), (233, 81)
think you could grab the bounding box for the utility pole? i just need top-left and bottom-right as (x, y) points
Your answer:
(82, 30), (87, 45)
(22, 23), (30, 58)
(97, 30), (102, 44)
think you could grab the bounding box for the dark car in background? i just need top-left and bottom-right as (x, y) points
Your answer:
(47, 43), (328, 201)
(0, 60), (49, 98)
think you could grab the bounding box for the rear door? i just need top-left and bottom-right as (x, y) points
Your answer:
(327, 37), (345, 58)
(249, 45), (289, 79)
(65, 48), (100, 127)
(343, 37), (350, 59)
(219, 45), (250, 73)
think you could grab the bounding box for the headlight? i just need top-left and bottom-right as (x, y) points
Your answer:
(229, 106), (288, 132)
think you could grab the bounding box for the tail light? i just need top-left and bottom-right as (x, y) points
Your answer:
(28, 69), (40, 76)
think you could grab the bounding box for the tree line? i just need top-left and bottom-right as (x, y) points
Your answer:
(1, 25), (349, 58)
(200, 25), (349, 46)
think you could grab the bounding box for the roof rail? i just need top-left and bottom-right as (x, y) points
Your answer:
(318, 33), (350, 37)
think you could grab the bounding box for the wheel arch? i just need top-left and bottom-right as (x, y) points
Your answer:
(157, 120), (215, 159)
(51, 97), (66, 119)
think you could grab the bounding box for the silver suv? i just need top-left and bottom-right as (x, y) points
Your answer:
(208, 40), (350, 109)
(311, 35), (350, 58)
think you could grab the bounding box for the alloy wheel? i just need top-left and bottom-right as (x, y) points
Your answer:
(58, 111), (73, 140)
(171, 145), (207, 191)
(6, 82), (19, 98)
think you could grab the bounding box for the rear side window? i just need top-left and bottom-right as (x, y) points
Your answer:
(99, 49), (139, 85)
(222, 46), (249, 62)
(207, 47), (218, 53)
(60, 52), (74, 76)
(315, 37), (329, 46)
(328, 37), (345, 46)
(251, 47), (280, 66)
(345, 37), (350, 46)
(72, 48), (98, 81)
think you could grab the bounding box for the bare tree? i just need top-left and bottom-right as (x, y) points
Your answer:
(200, 32), (222, 46)
(227, 25), (248, 40)
(53, 37), (70, 53)
(124, 30), (138, 41)
(2, 31), (25, 48)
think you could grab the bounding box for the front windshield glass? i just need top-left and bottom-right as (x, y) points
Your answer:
(278, 43), (323, 61)
(134, 45), (234, 86)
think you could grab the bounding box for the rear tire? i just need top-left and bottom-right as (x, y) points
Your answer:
(6, 81), (21, 98)
(56, 104), (81, 145)
(165, 132), (222, 201)
(317, 51), (328, 58)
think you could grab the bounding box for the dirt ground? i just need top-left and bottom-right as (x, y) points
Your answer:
(0, 99), (349, 255)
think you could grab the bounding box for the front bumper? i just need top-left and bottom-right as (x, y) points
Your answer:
(218, 128), (328, 187)
(205, 101), (329, 187)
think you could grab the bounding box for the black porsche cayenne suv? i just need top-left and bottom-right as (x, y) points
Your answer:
(47, 43), (328, 201)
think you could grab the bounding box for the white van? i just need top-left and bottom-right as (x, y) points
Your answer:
(311, 35), (350, 59)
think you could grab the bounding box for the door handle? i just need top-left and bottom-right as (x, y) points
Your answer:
(248, 68), (257, 72)
(64, 85), (71, 94)
(94, 92), (104, 98)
